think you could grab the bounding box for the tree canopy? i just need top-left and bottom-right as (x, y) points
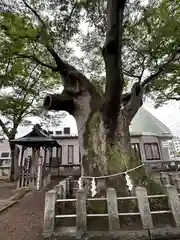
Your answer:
(0, 10), (66, 140)
(76, 0), (180, 106)
(0, 57), (61, 139)
(0, 0), (179, 108)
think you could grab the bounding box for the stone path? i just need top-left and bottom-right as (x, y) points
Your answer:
(0, 181), (16, 199)
(0, 179), (59, 240)
(0, 181), (17, 213)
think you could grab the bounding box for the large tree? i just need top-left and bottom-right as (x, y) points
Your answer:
(0, 57), (61, 180)
(0, 0), (179, 192)
(0, 7), (70, 180)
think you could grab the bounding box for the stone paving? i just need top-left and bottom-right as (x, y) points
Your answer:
(0, 181), (16, 199)
(0, 179), (59, 240)
(0, 181), (17, 213)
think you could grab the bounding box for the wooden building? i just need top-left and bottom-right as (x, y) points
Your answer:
(11, 124), (61, 189)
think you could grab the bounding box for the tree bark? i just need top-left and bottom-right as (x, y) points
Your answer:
(9, 140), (19, 182)
(102, 0), (126, 142)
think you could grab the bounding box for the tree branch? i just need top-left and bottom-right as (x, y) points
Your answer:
(19, 0), (103, 105)
(62, 1), (77, 35)
(103, 0), (126, 98)
(22, 0), (46, 28)
(139, 56), (146, 82)
(20, 0), (99, 96)
(122, 48), (180, 103)
(123, 82), (143, 122)
(102, 0), (127, 126)
(160, 91), (180, 101)
(16, 54), (57, 70)
(0, 118), (10, 138)
(123, 70), (141, 79)
(167, 96), (180, 101)
(141, 48), (180, 87)
(22, 0), (63, 68)
(16, 63), (39, 101)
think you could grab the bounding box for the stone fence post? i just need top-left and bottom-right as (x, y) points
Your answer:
(68, 176), (73, 195)
(136, 186), (153, 229)
(76, 189), (87, 239)
(43, 189), (56, 236)
(65, 176), (72, 197)
(175, 175), (180, 190)
(60, 180), (66, 199)
(168, 173), (176, 186)
(107, 188), (120, 230)
(160, 172), (170, 185)
(166, 185), (180, 227)
(55, 184), (63, 198)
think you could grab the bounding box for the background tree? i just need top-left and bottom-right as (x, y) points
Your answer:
(124, 0), (180, 108)
(0, 0), (179, 192)
(0, 56), (61, 180)
(0, 7), (71, 180)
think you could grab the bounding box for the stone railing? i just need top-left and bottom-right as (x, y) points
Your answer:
(144, 160), (180, 171)
(157, 171), (180, 190)
(50, 164), (81, 177)
(42, 182), (180, 239)
(43, 176), (73, 236)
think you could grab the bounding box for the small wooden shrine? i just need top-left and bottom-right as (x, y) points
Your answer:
(11, 124), (61, 190)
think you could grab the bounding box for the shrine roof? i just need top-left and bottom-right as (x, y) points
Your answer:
(11, 124), (60, 147)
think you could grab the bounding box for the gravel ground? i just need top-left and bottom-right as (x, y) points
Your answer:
(0, 179), (59, 240)
(0, 182), (16, 200)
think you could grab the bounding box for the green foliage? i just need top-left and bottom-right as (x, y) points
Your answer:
(0, 1), (77, 139)
(134, 0), (180, 106)
(0, 15), (61, 138)
(76, 0), (180, 104)
(0, 0), (179, 106)
(0, 58), (60, 139)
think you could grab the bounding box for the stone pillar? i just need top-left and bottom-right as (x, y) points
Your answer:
(175, 174), (180, 190)
(107, 188), (120, 230)
(76, 189), (87, 238)
(36, 155), (43, 191)
(17, 146), (25, 188)
(160, 172), (170, 186)
(136, 186), (153, 229)
(43, 189), (56, 236)
(166, 185), (180, 227)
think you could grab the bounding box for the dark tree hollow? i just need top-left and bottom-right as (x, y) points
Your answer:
(43, 93), (75, 114)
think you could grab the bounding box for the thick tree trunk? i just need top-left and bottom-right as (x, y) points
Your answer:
(9, 140), (18, 182)
(44, 88), (162, 196)
(76, 109), (132, 194)
(76, 108), (163, 196)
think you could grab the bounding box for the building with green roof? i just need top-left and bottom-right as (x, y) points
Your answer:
(130, 107), (173, 138)
(130, 107), (173, 170)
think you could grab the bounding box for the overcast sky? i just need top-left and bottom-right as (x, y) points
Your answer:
(145, 100), (180, 137)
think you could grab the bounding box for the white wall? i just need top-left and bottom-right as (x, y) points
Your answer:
(0, 135), (169, 168)
(0, 140), (10, 154)
(56, 138), (79, 164)
(0, 137), (80, 166)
